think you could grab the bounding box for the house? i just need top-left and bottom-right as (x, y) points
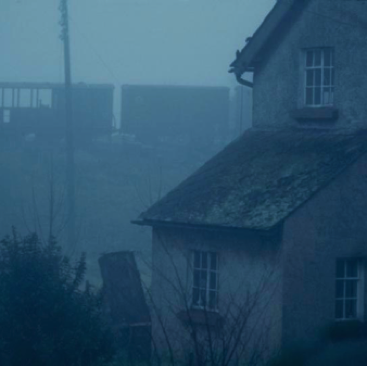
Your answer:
(134, 0), (367, 363)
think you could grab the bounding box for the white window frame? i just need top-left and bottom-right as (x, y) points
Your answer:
(191, 251), (218, 311)
(304, 48), (334, 107)
(335, 258), (364, 321)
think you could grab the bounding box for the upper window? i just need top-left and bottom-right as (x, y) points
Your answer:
(304, 48), (334, 107)
(335, 258), (364, 320)
(192, 251), (218, 311)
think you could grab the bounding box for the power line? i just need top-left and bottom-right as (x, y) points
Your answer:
(69, 16), (120, 82)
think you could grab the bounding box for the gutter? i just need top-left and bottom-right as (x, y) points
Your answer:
(228, 58), (253, 88)
(131, 218), (282, 239)
(235, 74), (253, 88)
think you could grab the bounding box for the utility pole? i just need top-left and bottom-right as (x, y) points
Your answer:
(59, 0), (76, 251)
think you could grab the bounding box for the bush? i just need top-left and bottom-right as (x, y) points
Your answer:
(307, 340), (367, 366)
(0, 231), (115, 366)
(267, 346), (312, 366)
(268, 321), (367, 366)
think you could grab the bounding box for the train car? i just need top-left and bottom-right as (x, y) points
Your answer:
(121, 85), (230, 147)
(0, 82), (114, 143)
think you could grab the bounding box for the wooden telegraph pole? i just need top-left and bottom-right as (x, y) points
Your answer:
(59, 0), (76, 251)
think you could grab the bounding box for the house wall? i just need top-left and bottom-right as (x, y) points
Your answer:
(253, 0), (367, 129)
(150, 226), (283, 362)
(281, 153), (367, 348)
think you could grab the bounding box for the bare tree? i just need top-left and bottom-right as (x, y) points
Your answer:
(20, 152), (82, 257)
(141, 229), (282, 366)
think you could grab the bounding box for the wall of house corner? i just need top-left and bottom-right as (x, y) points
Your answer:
(252, 0), (367, 130)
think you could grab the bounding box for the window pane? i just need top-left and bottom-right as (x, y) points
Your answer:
(3, 110), (11, 123)
(306, 50), (313, 67)
(38, 89), (52, 108)
(13, 89), (19, 107)
(3, 89), (12, 108)
(202, 252), (208, 269)
(200, 289), (206, 306)
(200, 270), (207, 288)
(335, 280), (344, 298)
(336, 260), (345, 278)
(0, 89), (2, 107)
(346, 260), (358, 278)
(335, 300), (344, 319)
(315, 69), (321, 86)
(191, 251), (218, 309)
(345, 300), (357, 319)
(193, 288), (200, 306)
(209, 291), (217, 310)
(323, 88), (331, 105)
(346, 280), (357, 298)
(210, 272), (217, 290)
(314, 87), (321, 105)
(194, 252), (200, 268)
(306, 88), (313, 105)
(32, 90), (38, 108)
(324, 69), (331, 86)
(193, 269), (200, 287)
(314, 49), (321, 66)
(19, 89), (31, 108)
(306, 70), (314, 86)
(210, 253), (217, 270)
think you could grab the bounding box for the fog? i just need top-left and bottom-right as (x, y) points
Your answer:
(0, 0), (274, 87)
(0, 0), (275, 284)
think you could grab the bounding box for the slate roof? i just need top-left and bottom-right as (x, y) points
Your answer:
(136, 129), (367, 231)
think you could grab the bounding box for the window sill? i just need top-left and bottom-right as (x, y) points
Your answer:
(177, 309), (223, 328)
(291, 107), (339, 121)
(327, 319), (367, 342)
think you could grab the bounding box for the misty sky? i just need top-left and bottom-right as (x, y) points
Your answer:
(0, 0), (274, 88)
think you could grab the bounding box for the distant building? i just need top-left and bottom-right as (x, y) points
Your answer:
(121, 85), (230, 147)
(134, 0), (367, 362)
(0, 82), (114, 144)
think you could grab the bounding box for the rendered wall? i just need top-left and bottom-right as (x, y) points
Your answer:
(282, 153), (367, 348)
(252, 0), (367, 129)
(150, 226), (282, 363)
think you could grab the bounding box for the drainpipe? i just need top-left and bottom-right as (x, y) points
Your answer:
(229, 63), (253, 88)
(235, 74), (253, 88)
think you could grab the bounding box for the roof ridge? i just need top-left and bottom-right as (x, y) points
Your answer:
(229, 0), (309, 78)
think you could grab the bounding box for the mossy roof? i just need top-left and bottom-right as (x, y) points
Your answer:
(136, 129), (367, 231)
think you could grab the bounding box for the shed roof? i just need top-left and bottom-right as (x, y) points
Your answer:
(99, 251), (150, 327)
(136, 129), (367, 231)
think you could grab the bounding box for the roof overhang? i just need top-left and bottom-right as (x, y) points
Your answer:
(229, 0), (308, 80)
(132, 218), (283, 238)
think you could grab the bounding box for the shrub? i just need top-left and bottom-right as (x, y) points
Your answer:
(0, 231), (115, 366)
(307, 340), (367, 366)
(323, 320), (367, 343)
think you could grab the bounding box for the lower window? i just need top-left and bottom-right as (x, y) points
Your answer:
(192, 251), (218, 311)
(335, 258), (364, 320)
